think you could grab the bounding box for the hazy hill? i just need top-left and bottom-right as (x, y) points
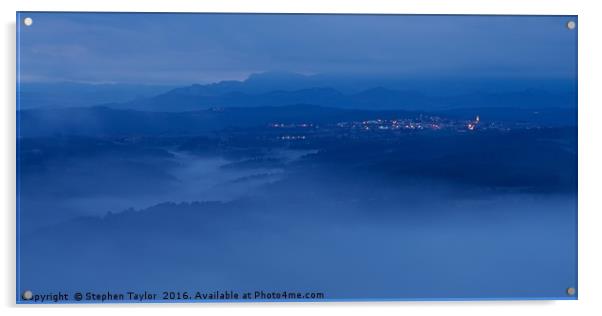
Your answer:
(18, 82), (176, 109)
(17, 105), (419, 137)
(17, 104), (576, 138)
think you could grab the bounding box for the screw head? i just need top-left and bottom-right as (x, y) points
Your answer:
(22, 290), (33, 300)
(567, 21), (576, 30)
(23, 17), (33, 26)
(567, 287), (576, 296)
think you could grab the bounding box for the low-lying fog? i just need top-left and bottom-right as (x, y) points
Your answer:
(18, 141), (577, 300)
(19, 148), (317, 231)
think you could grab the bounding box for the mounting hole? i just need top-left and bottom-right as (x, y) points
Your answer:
(567, 287), (576, 296)
(23, 17), (33, 26)
(22, 290), (33, 300)
(566, 21), (576, 30)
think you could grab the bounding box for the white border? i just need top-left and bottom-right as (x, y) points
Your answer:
(2, 1), (601, 315)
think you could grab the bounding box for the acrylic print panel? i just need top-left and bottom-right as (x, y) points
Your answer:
(16, 12), (578, 303)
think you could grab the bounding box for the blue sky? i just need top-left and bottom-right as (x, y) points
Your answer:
(17, 13), (577, 85)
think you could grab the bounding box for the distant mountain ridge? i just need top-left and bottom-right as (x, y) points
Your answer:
(115, 85), (435, 112)
(111, 84), (574, 112)
(20, 72), (577, 112)
(105, 72), (575, 112)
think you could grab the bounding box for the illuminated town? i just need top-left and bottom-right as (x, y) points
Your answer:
(265, 114), (538, 141)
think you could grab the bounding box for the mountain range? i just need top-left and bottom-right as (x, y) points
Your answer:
(19, 72), (577, 112)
